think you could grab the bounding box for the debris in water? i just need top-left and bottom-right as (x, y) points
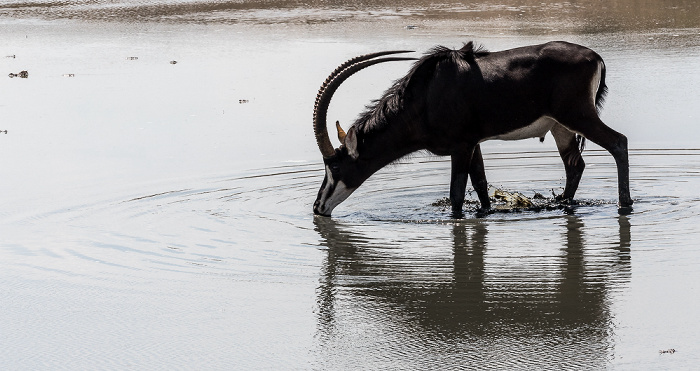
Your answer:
(492, 188), (534, 208)
(659, 349), (676, 354)
(431, 197), (480, 212)
(8, 70), (28, 78)
(431, 187), (615, 215)
(406, 25), (418, 29)
(431, 197), (452, 208)
(239, 99), (249, 104)
(127, 56), (139, 60)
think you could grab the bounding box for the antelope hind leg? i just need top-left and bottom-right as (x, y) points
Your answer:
(558, 115), (633, 208)
(551, 124), (585, 203)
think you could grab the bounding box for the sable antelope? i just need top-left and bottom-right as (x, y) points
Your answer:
(312, 41), (633, 217)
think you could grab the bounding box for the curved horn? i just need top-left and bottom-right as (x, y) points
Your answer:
(314, 50), (415, 109)
(313, 51), (414, 158)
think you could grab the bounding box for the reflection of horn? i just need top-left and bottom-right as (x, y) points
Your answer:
(336, 121), (347, 143)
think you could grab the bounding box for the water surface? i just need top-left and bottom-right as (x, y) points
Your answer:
(1, 1), (700, 369)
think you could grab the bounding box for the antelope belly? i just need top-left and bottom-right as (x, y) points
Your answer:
(486, 116), (558, 141)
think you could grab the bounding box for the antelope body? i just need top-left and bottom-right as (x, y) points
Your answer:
(312, 41), (633, 217)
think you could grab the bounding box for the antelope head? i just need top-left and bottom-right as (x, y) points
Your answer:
(312, 51), (414, 216)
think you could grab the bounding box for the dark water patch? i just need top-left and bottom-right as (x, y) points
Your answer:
(3, 0), (700, 37)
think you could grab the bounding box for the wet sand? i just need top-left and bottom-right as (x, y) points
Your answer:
(2, 1), (700, 369)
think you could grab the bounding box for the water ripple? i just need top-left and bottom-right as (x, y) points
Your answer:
(2, 148), (699, 369)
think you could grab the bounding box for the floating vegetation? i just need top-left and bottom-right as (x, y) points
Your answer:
(431, 198), (479, 208)
(8, 71), (28, 78)
(431, 186), (614, 215)
(492, 188), (533, 208)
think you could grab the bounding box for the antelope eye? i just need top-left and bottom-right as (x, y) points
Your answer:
(329, 163), (341, 176)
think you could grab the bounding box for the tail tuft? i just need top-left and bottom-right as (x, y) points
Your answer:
(595, 61), (608, 115)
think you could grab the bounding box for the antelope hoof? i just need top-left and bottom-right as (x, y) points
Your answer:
(618, 205), (633, 215)
(618, 197), (634, 215)
(474, 207), (491, 218)
(555, 195), (575, 205)
(621, 196), (634, 207)
(451, 208), (465, 219)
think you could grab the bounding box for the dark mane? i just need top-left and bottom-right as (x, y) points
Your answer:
(353, 41), (489, 135)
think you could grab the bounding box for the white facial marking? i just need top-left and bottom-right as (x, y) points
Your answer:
(315, 165), (357, 215)
(316, 165), (335, 206)
(324, 180), (355, 212)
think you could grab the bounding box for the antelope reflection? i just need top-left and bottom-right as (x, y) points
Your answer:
(313, 215), (631, 367)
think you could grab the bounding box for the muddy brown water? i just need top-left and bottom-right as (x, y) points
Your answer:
(1, 1), (700, 369)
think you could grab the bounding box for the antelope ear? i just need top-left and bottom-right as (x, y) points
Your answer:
(345, 127), (359, 160)
(335, 121), (347, 143)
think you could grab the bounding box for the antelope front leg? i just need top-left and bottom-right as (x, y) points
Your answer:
(450, 146), (475, 218)
(469, 145), (491, 210)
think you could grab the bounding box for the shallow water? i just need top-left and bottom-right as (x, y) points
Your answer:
(2, 1), (700, 369)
